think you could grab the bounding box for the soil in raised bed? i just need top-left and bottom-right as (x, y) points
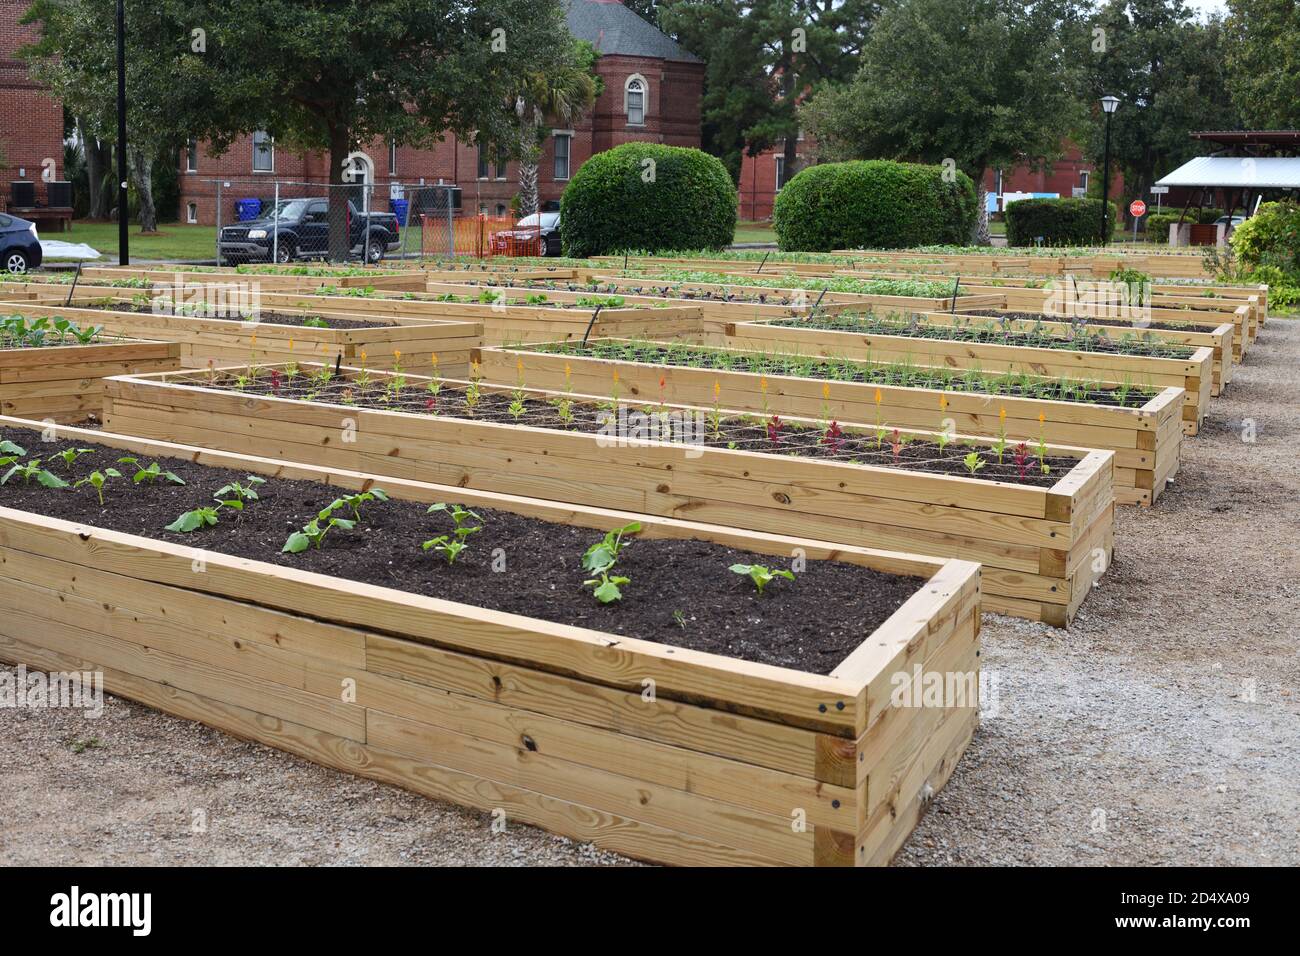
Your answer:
(0, 430), (924, 674)
(75, 303), (395, 331)
(763, 312), (1196, 358)
(526, 340), (1157, 408)
(964, 309), (1226, 335)
(195, 369), (1077, 487)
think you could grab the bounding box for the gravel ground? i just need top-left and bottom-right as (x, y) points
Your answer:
(1, 318), (1296, 867)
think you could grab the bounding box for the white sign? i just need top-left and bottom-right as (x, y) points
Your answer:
(1150, 186), (1169, 195)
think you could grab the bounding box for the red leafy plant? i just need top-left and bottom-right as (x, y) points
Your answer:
(821, 420), (845, 453)
(766, 414), (784, 443)
(1012, 441), (1031, 480)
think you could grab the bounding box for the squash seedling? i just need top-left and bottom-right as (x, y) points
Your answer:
(117, 457), (186, 485)
(730, 563), (795, 597)
(283, 504), (352, 552)
(1, 458), (68, 488)
(422, 502), (484, 565)
(52, 447), (95, 472)
(582, 521), (641, 604)
(74, 468), (122, 505)
(214, 475), (266, 503)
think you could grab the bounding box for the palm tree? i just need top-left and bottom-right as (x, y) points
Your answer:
(512, 61), (598, 219)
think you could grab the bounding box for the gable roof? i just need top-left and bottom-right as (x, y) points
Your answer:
(1156, 156), (1300, 189)
(565, 0), (701, 63)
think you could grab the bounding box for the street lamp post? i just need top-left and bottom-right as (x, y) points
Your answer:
(1100, 95), (1119, 247)
(116, 0), (129, 265)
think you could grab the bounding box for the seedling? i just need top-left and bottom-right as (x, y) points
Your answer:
(962, 451), (985, 476)
(821, 420), (845, 453)
(1, 458), (68, 488)
(0, 439), (26, 457)
(74, 468), (122, 505)
(283, 505), (353, 552)
(730, 563), (796, 597)
(53, 447), (95, 471)
(582, 521), (641, 575)
(331, 488), (389, 523)
(583, 571), (631, 604)
(422, 535), (469, 565)
(423, 502), (483, 564)
(117, 457), (186, 485)
(214, 475), (266, 503)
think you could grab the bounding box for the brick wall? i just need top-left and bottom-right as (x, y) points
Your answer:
(177, 52), (704, 225)
(0, 0), (63, 208)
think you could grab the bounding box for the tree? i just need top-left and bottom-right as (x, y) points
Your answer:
(23, 0), (194, 231)
(509, 40), (599, 219)
(801, 0), (1083, 243)
(1078, 1), (1239, 223)
(167, 0), (578, 259)
(1225, 0), (1300, 128)
(659, 0), (876, 183)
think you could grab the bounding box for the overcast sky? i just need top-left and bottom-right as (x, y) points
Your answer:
(1184, 0), (1229, 18)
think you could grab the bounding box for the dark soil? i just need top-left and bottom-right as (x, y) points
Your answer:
(0, 429), (924, 674)
(482, 280), (805, 307)
(529, 341), (1156, 408)
(214, 371), (1076, 487)
(766, 313), (1196, 358)
(78, 303), (393, 331)
(965, 309), (1222, 334)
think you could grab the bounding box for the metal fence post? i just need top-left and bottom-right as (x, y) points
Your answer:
(215, 179), (223, 264)
(445, 185), (454, 258)
(272, 180), (280, 264)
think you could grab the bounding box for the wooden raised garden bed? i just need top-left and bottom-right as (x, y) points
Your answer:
(716, 315), (1214, 434)
(0, 323), (179, 422)
(0, 415), (981, 866)
(476, 339), (1180, 509)
(100, 365), (1114, 625)
(0, 300), (478, 376)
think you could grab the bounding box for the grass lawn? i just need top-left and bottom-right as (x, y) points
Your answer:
(733, 220), (776, 244)
(51, 221), (217, 262)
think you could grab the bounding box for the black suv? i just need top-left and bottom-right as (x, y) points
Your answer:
(219, 198), (400, 265)
(0, 213), (43, 273)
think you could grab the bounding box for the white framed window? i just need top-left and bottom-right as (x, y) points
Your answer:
(775, 155), (786, 191)
(185, 139), (198, 173)
(994, 168), (1004, 196)
(186, 202), (198, 224)
(252, 131), (274, 172)
(1079, 170), (1090, 192)
(477, 144), (489, 180)
(624, 75), (647, 126)
(495, 157), (507, 180)
(389, 140), (398, 176)
(478, 203), (488, 216)
(553, 133), (572, 181)
(496, 203), (507, 217)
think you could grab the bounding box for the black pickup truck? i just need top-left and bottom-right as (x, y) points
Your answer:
(218, 198), (401, 265)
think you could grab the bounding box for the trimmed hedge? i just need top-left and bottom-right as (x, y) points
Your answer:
(1004, 197), (1117, 247)
(558, 143), (736, 257)
(771, 160), (977, 252)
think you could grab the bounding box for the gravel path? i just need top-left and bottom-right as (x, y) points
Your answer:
(2, 319), (1296, 867)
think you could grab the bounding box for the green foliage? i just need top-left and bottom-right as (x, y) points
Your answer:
(1225, 0), (1300, 128)
(1004, 198), (1118, 247)
(729, 563), (795, 597)
(422, 502), (483, 565)
(559, 143), (736, 257)
(1230, 202), (1300, 272)
(581, 521), (641, 604)
(772, 160), (976, 252)
(73, 468), (122, 506)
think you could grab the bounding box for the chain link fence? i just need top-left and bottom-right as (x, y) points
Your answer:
(208, 179), (475, 266)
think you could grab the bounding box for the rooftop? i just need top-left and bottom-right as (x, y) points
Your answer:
(565, 0), (702, 63)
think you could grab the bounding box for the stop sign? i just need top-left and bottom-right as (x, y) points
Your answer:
(1130, 199), (1147, 217)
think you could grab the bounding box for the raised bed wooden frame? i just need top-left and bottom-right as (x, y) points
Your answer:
(715, 317), (1214, 435)
(0, 338), (179, 422)
(0, 416), (981, 866)
(100, 366), (1113, 625)
(476, 340), (1180, 508)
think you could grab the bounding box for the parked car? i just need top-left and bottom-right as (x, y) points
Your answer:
(0, 213), (42, 273)
(219, 198), (400, 265)
(490, 212), (562, 257)
(1214, 215), (1247, 228)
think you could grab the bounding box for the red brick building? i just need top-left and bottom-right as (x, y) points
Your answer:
(178, 0), (704, 226)
(0, 0), (63, 208)
(738, 137), (1118, 221)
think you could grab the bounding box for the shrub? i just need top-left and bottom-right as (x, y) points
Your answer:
(1004, 197), (1117, 246)
(1145, 208), (1227, 243)
(771, 160), (976, 252)
(559, 144), (736, 257)
(1230, 201), (1300, 272)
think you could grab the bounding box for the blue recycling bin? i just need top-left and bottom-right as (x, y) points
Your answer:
(235, 198), (262, 221)
(390, 198), (409, 228)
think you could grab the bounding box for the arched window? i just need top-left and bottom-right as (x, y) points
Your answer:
(625, 75), (647, 126)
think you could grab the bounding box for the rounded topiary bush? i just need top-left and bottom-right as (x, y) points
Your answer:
(771, 160), (977, 252)
(559, 143), (736, 257)
(1004, 197), (1117, 246)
